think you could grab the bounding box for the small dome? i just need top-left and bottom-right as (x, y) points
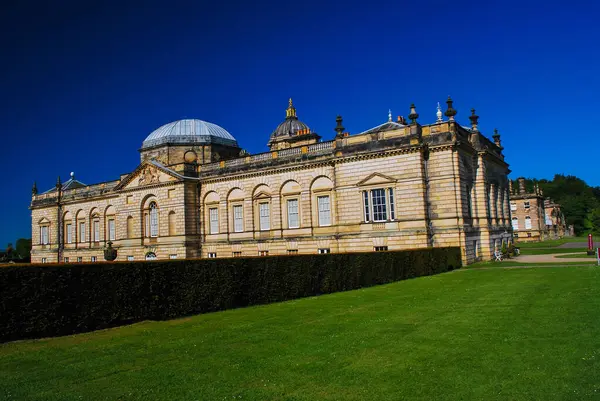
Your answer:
(142, 119), (238, 149)
(269, 99), (310, 143)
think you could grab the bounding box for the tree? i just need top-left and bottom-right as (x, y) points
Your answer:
(15, 238), (32, 262)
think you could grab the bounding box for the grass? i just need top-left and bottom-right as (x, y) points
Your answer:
(555, 253), (596, 259)
(515, 236), (588, 249)
(2, 267), (600, 400)
(519, 247), (588, 255)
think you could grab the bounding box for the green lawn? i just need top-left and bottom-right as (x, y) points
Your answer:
(2, 267), (600, 400)
(515, 236), (588, 249)
(554, 253), (596, 259)
(519, 247), (588, 255)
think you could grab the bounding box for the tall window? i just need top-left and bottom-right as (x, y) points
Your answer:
(93, 219), (100, 242)
(149, 202), (158, 237)
(79, 222), (85, 242)
(66, 223), (72, 244)
(510, 202), (517, 211)
(127, 216), (133, 239)
(287, 199), (299, 228)
(40, 226), (49, 245)
(259, 202), (270, 231)
(363, 188), (395, 222)
(107, 219), (116, 241)
(317, 195), (331, 226)
(525, 216), (532, 229)
(209, 207), (219, 234)
(512, 217), (519, 230)
(233, 205), (243, 232)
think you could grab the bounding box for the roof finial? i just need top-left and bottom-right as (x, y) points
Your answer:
(70, 171), (75, 180)
(388, 109), (392, 122)
(335, 115), (345, 138)
(408, 103), (419, 124)
(469, 108), (479, 131)
(445, 96), (457, 121)
(436, 102), (443, 122)
(286, 98), (297, 119)
(32, 181), (38, 196)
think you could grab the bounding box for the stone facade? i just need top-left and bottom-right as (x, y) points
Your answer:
(31, 99), (513, 265)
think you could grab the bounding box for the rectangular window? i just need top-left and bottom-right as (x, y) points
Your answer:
(525, 217), (532, 229)
(318, 248), (331, 254)
(91, 256), (97, 262)
(512, 218), (519, 230)
(363, 191), (370, 222)
(77, 257), (82, 262)
(514, 232), (519, 238)
(374, 246), (388, 252)
(93, 220), (100, 242)
(472, 240), (478, 257)
(169, 254), (178, 259)
(287, 199), (299, 228)
(64, 257), (69, 263)
(524, 201), (530, 209)
(287, 249), (298, 255)
(371, 188), (387, 221)
(259, 202), (270, 231)
(527, 232), (532, 238)
(388, 188), (395, 220)
(66, 223), (72, 244)
(209, 207), (219, 234)
(108, 219), (115, 241)
(232, 251), (242, 257)
(40, 226), (49, 245)
(317, 195), (331, 226)
(510, 202), (517, 211)
(259, 250), (269, 256)
(41, 258), (47, 264)
(79, 222), (85, 242)
(167, 189), (175, 199)
(127, 255), (134, 261)
(233, 205), (243, 232)
(208, 252), (217, 258)
(126, 195), (133, 204)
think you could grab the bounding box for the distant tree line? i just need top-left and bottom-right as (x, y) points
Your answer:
(0, 238), (31, 263)
(516, 174), (600, 236)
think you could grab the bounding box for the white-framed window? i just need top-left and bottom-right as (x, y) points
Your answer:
(93, 219), (100, 242)
(40, 226), (49, 245)
(524, 201), (530, 209)
(233, 205), (243, 232)
(374, 246), (389, 252)
(287, 249), (298, 255)
(41, 258), (47, 264)
(525, 216), (532, 229)
(209, 207), (219, 234)
(317, 195), (331, 226)
(363, 188), (395, 222)
(64, 257), (69, 263)
(259, 250), (269, 256)
(79, 221), (85, 242)
(77, 257), (82, 262)
(91, 256), (97, 262)
(512, 217), (519, 230)
(208, 252), (217, 258)
(232, 251), (242, 257)
(287, 199), (299, 228)
(149, 202), (158, 237)
(510, 202), (517, 211)
(169, 254), (178, 259)
(107, 219), (116, 241)
(259, 202), (270, 231)
(318, 248), (330, 254)
(127, 255), (134, 261)
(66, 223), (72, 244)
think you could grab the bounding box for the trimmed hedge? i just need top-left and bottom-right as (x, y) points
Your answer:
(0, 248), (460, 342)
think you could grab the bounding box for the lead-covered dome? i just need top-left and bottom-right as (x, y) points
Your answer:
(142, 119), (238, 149)
(269, 99), (310, 142)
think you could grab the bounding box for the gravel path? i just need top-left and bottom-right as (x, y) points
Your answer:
(516, 253), (596, 263)
(557, 242), (600, 249)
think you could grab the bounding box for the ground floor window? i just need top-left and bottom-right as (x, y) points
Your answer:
(77, 257), (82, 262)
(64, 257), (69, 263)
(259, 250), (269, 256)
(91, 256), (97, 262)
(374, 246), (388, 252)
(232, 251), (242, 257)
(41, 258), (47, 263)
(208, 253), (217, 258)
(318, 248), (331, 254)
(169, 254), (178, 259)
(287, 249), (298, 255)
(145, 252), (157, 261)
(127, 255), (134, 261)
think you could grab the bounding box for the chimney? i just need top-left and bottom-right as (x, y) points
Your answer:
(518, 178), (526, 194)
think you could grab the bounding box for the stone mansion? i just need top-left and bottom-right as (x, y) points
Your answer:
(30, 98), (513, 265)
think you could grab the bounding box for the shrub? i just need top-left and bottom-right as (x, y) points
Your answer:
(0, 248), (460, 342)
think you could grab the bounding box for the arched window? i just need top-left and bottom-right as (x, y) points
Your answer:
(525, 216), (532, 230)
(168, 211), (176, 236)
(149, 202), (158, 237)
(512, 217), (519, 230)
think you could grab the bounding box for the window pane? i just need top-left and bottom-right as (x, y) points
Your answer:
(66, 224), (72, 244)
(259, 203), (270, 230)
(93, 221), (100, 242)
(317, 195), (331, 226)
(371, 188), (387, 221)
(512, 218), (519, 230)
(363, 191), (370, 222)
(79, 222), (85, 242)
(108, 219), (115, 241)
(388, 188), (395, 220)
(150, 203), (158, 237)
(233, 205), (243, 232)
(209, 208), (219, 234)
(287, 199), (299, 228)
(525, 217), (532, 229)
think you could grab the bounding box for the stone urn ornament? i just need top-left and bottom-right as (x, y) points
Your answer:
(104, 241), (118, 261)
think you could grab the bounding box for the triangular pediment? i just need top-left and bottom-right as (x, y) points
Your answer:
(356, 172), (397, 186)
(253, 191), (272, 200)
(115, 161), (184, 191)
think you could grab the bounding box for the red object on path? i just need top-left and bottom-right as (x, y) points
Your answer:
(588, 234), (594, 251)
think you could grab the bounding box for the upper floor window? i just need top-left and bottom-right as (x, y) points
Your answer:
(287, 199), (299, 228)
(233, 205), (244, 232)
(93, 219), (100, 242)
(209, 207), (219, 234)
(79, 221), (85, 242)
(149, 202), (158, 237)
(317, 195), (331, 226)
(40, 225), (49, 245)
(259, 202), (270, 231)
(510, 202), (517, 211)
(363, 188), (395, 222)
(66, 223), (73, 244)
(107, 219), (116, 241)
(512, 217), (519, 230)
(525, 216), (532, 229)
(524, 201), (530, 209)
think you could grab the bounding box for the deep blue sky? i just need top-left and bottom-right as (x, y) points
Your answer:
(1, 0), (597, 246)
